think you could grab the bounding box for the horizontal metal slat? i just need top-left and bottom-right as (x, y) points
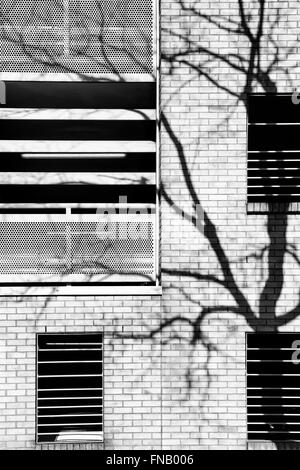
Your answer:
(248, 152), (300, 160)
(0, 140), (156, 153)
(248, 376), (300, 388)
(39, 351), (102, 362)
(38, 374), (102, 378)
(0, 109), (156, 121)
(38, 396), (103, 401)
(38, 405), (102, 413)
(38, 413), (103, 426)
(38, 362), (102, 376)
(249, 423), (300, 431)
(46, 342), (101, 346)
(0, 184), (156, 203)
(0, 152), (156, 173)
(37, 432), (103, 442)
(41, 414), (102, 418)
(38, 374), (102, 389)
(248, 407), (300, 414)
(39, 360), (102, 364)
(248, 178), (300, 186)
(37, 432), (103, 436)
(248, 389), (300, 397)
(248, 414), (300, 423)
(248, 170), (300, 177)
(248, 387), (300, 390)
(247, 362), (300, 375)
(247, 334), (300, 348)
(39, 420), (102, 426)
(248, 398), (300, 406)
(248, 431), (300, 441)
(248, 358), (299, 362)
(37, 424), (103, 435)
(39, 333), (102, 344)
(38, 388), (103, 391)
(0, 82), (156, 109)
(248, 186), (300, 194)
(248, 195), (300, 202)
(248, 404), (300, 408)
(248, 125), (300, 151)
(38, 397), (103, 405)
(39, 348), (102, 351)
(0, 172), (156, 186)
(248, 164), (300, 171)
(0, 120), (156, 141)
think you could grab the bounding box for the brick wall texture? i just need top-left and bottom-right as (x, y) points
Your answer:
(1, 0), (300, 450)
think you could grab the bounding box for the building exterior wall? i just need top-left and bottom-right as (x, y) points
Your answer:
(1, 0), (300, 450)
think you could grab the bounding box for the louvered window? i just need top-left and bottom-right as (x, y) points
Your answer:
(0, 0), (156, 77)
(0, 0), (159, 287)
(247, 333), (300, 441)
(37, 333), (103, 444)
(248, 94), (300, 207)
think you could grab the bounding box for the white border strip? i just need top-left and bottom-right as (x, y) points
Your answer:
(0, 285), (162, 296)
(0, 141), (156, 152)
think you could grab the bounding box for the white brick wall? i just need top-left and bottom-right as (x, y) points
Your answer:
(1, 0), (300, 450)
(160, 0), (300, 450)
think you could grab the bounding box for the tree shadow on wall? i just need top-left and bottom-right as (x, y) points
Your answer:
(119, 0), (300, 449)
(2, 0), (300, 449)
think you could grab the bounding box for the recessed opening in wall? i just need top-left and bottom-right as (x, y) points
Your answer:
(0, 81), (159, 286)
(247, 333), (300, 442)
(247, 94), (300, 213)
(0, 0), (155, 76)
(36, 332), (103, 444)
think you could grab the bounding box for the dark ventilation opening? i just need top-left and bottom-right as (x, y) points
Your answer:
(247, 333), (300, 442)
(37, 332), (103, 443)
(248, 94), (300, 205)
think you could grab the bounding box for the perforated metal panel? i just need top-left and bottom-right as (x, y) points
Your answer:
(0, 215), (155, 283)
(0, 0), (155, 75)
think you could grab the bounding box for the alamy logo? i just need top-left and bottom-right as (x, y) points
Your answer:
(292, 89), (300, 105)
(0, 82), (6, 105)
(291, 340), (300, 364)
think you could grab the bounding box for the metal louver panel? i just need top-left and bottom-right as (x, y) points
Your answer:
(37, 333), (103, 443)
(248, 94), (300, 203)
(247, 333), (300, 441)
(0, 81), (158, 285)
(0, 81), (156, 108)
(0, 0), (156, 76)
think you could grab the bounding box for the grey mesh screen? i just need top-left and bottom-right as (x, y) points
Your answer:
(0, 0), (154, 75)
(0, 220), (155, 282)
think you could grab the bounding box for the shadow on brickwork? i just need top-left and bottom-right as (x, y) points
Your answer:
(5, 0), (300, 448)
(113, 0), (300, 448)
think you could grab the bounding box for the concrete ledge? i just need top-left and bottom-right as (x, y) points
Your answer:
(0, 285), (163, 297)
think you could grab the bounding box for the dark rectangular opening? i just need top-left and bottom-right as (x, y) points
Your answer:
(247, 333), (300, 442)
(37, 332), (103, 444)
(247, 94), (300, 204)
